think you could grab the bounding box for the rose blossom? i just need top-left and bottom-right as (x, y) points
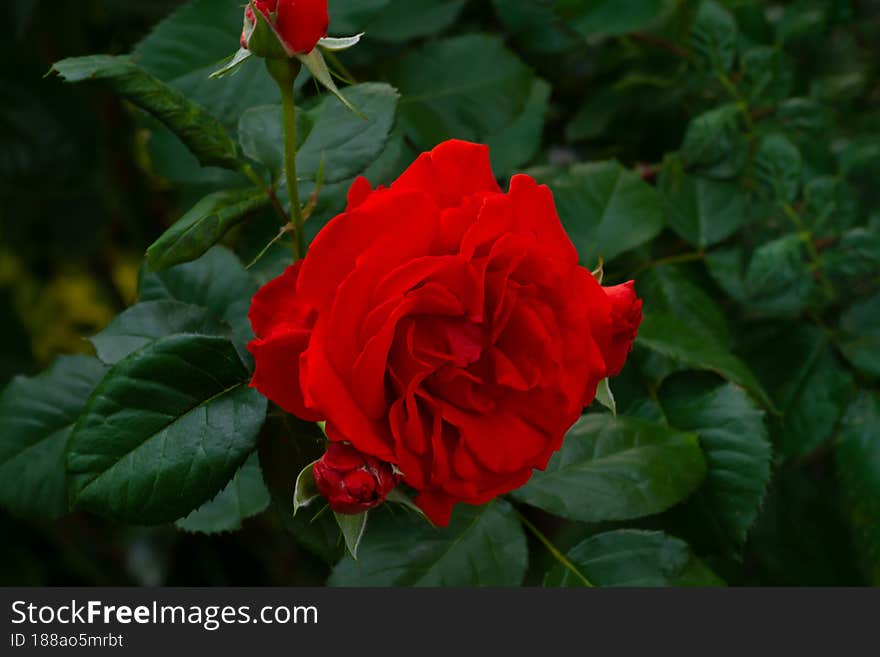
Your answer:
(248, 140), (643, 526)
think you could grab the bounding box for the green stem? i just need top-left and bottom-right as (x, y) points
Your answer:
(782, 202), (835, 300)
(717, 72), (756, 137)
(241, 163), (289, 225)
(513, 508), (594, 588)
(267, 59), (306, 261)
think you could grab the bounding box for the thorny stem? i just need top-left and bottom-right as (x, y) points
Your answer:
(513, 508), (594, 588)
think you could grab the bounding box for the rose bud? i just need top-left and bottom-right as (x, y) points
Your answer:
(602, 281), (644, 378)
(313, 442), (399, 514)
(241, 0), (330, 56)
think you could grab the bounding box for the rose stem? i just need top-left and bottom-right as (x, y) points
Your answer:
(267, 59), (306, 261)
(513, 508), (594, 587)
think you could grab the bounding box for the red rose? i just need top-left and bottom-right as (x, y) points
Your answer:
(248, 140), (643, 526)
(313, 442), (399, 514)
(241, 0), (329, 55)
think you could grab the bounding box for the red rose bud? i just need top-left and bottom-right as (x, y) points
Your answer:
(313, 443), (399, 514)
(602, 281), (644, 378)
(241, 0), (329, 56)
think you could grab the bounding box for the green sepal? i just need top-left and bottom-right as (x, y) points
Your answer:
(595, 378), (617, 416)
(386, 487), (432, 525)
(293, 459), (321, 516)
(318, 34), (364, 52)
(244, 0), (293, 60)
(335, 511), (368, 559)
(296, 48), (364, 118)
(210, 48), (253, 80)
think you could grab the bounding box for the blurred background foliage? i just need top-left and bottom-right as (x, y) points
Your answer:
(1, 0), (878, 585)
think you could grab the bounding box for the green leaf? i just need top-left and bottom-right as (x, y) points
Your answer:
(391, 35), (535, 150)
(743, 325), (854, 459)
(836, 293), (880, 379)
(146, 190), (268, 272)
(328, 500), (528, 586)
(90, 300), (232, 365)
(139, 246), (258, 341)
(566, 87), (626, 142)
(67, 335), (267, 524)
(637, 265), (730, 348)
(754, 133), (803, 202)
(333, 0), (466, 42)
(297, 83), (399, 183)
(175, 453), (271, 534)
(492, 0), (581, 55)
(50, 55), (239, 170)
(775, 97), (832, 138)
(659, 154), (748, 248)
(487, 78), (551, 175)
(293, 460), (321, 515)
(637, 313), (776, 410)
(133, 0), (279, 128)
(744, 235), (814, 316)
(334, 511), (368, 559)
(690, 0), (738, 72)
(238, 84), (399, 185)
(0, 356), (107, 519)
(545, 530), (724, 587)
(749, 466), (863, 585)
(681, 105), (747, 179)
(660, 377), (772, 547)
(557, 0), (673, 40)
(707, 239), (815, 316)
(836, 393), (880, 584)
(133, 0), (247, 81)
(514, 415), (707, 523)
(740, 46), (794, 106)
(551, 161), (664, 265)
(238, 105), (290, 181)
(824, 228), (880, 284)
(803, 176), (858, 238)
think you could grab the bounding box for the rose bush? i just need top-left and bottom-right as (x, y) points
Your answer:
(249, 139), (643, 526)
(6, 0), (877, 588)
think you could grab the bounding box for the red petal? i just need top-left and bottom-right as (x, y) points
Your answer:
(275, 0), (329, 54)
(601, 281), (644, 378)
(249, 327), (320, 421)
(248, 262), (309, 338)
(393, 140), (501, 210)
(415, 490), (456, 527)
(346, 176), (373, 210)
